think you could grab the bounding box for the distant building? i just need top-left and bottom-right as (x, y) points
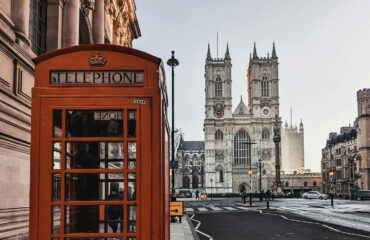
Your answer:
(281, 118), (304, 174)
(174, 135), (204, 195)
(0, 1), (140, 238)
(321, 88), (370, 196)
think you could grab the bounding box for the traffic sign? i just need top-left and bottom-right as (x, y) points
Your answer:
(170, 201), (183, 216)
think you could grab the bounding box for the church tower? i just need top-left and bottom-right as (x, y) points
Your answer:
(247, 43), (280, 118)
(204, 44), (233, 193)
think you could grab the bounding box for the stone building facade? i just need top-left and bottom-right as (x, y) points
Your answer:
(0, 1), (140, 238)
(281, 120), (305, 174)
(203, 43), (281, 194)
(321, 89), (370, 196)
(174, 135), (205, 195)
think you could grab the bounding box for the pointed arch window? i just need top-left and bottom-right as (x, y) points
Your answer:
(261, 76), (269, 97)
(219, 169), (224, 183)
(215, 129), (223, 141)
(216, 165), (224, 183)
(215, 77), (223, 97)
(183, 176), (190, 189)
(233, 130), (251, 165)
(262, 128), (270, 140)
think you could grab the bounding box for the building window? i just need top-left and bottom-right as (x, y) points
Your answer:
(215, 77), (222, 97)
(262, 128), (270, 140)
(192, 155), (198, 166)
(29, 0), (47, 55)
(313, 181), (317, 187)
(336, 159), (341, 167)
(285, 182), (289, 187)
(215, 129), (223, 141)
(219, 169), (224, 183)
(303, 181), (307, 187)
(261, 76), (269, 97)
(184, 155), (190, 165)
(183, 176), (190, 188)
(234, 130), (251, 165)
(192, 175), (198, 189)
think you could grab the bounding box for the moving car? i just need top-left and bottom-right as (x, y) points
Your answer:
(302, 191), (328, 200)
(353, 190), (370, 200)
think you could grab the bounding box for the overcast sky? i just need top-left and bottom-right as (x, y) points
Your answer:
(134, 0), (370, 172)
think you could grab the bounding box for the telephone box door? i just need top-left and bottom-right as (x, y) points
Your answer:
(37, 97), (151, 240)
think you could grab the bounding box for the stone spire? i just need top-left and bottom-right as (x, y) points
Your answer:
(252, 42), (258, 59)
(272, 42), (277, 59)
(207, 43), (211, 60)
(225, 43), (230, 59)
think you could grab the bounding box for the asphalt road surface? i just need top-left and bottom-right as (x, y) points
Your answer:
(191, 209), (370, 240)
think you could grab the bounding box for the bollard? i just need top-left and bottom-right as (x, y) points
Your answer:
(331, 194), (334, 207)
(250, 194), (252, 206)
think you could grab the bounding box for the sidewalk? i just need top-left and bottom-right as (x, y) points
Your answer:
(170, 215), (198, 240)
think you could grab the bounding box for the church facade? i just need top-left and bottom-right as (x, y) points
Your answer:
(203, 43), (281, 194)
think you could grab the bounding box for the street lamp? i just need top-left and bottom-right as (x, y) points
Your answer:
(258, 158), (263, 201)
(167, 51), (179, 201)
(329, 171), (334, 206)
(210, 178), (213, 200)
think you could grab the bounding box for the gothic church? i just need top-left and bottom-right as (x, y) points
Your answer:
(204, 43), (281, 193)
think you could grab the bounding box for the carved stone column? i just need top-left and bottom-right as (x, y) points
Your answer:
(11, 0), (30, 45)
(93, 0), (104, 43)
(62, 0), (80, 47)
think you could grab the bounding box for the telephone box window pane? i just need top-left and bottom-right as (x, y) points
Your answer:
(66, 110), (123, 137)
(66, 142), (123, 169)
(65, 173), (124, 201)
(127, 110), (136, 138)
(52, 174), (61, 201)
(127, 205), (136, 233)
(127, 238), (136, 240)
(53, 142), (61, 170)
(51, 205), (61, 233)
(64, 205), (124, 234)
(128, 142), (136, 169)
(128, 173), (136, 201)
(53, 110), (62, 138)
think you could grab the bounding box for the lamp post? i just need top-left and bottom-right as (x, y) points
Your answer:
(329, 171), (334, 206)
(259, 158), (262, 201)
(273, 114), (281, 195)
(210, 178), (213, 200)
(167, 51), (179, 201)
(348, 152), (361, 198)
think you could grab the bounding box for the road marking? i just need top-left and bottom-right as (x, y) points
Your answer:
(198, 207), (208, 212)
(223, 207), (237, 210)
(185, 208), (194, 212)
(190, 214), (214, 240)
(210, 207), (222, 211)
(256, 209), (370, 239)
(237, 206), (250, 210)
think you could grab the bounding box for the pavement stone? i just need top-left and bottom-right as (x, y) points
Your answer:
(170, 215), (197, 240)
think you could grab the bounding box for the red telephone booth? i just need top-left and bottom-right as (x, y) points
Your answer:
(30, 45), (170, 240)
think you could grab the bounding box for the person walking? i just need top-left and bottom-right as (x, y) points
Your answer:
(196, 190), (200, 200)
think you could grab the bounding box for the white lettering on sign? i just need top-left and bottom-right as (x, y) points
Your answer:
(94, 111), (123, 120)
(134, 99), (147, 105)
(50, 71), (144, 84)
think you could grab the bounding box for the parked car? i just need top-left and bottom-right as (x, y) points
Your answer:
(353, 190), (370, 200)
(302, 191), (328, 200)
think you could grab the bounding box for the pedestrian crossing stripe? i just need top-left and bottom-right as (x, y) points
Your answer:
(223, 207), (237, 210)
(185, 208), (194, 212)
(210, 207), (222, 211)
(237, 207), (250, 210)
(198, 207), (208, 212)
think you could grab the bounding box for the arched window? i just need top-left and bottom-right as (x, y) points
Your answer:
(192, 175), (199, 189)
(183, 176), (190, 188)
(313, 181), (317, 187)
(234, 130), (251, 165)
(219, 169), (224, 183)
(262, 128), (270, 140)
(215, 129), (223, 141)
(261, 76), (269, 97)
(192, 155), (198, 166)
(184, 155), (190, 165)
(285, 182), (289, 187)
(304, 181), (308, 187)
(215, 77), (222, 97)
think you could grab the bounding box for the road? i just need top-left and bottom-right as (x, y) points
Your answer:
(181, 198), (370, 240)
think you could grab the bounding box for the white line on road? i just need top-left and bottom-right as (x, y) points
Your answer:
(198, 207), (208, 212)
(257, 209), (370, 239)
(190, 214), (214, 240)
(210, 207), (222, 211)
(223, 207), (237, 210)
(237, 206), (250, 210)
(185, 208), (194, 212)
